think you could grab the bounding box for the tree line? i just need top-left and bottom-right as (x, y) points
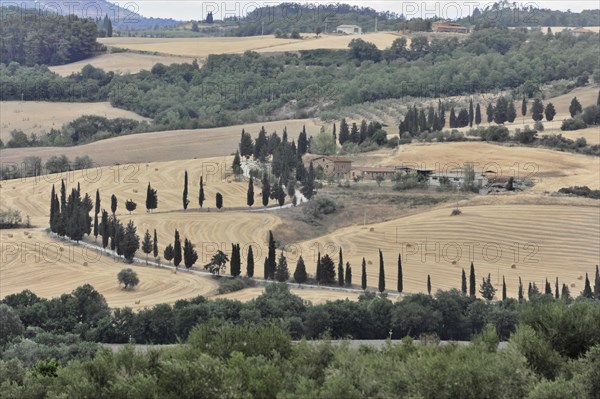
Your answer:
(2, 29), (597, 131)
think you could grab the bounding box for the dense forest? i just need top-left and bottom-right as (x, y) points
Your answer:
(1, 28), (598, 131)
(0, 8), (103, 66)
(461, 1), (600, 28)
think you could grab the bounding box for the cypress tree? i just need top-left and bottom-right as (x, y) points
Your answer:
(49, 185), (56, 231)
(345, 262), (352, 286)
(449, 107), (456, 128)
(502, 276), (507, 301)
(316, 252), (322, 283)
(320, 254), (336, 284)
(262, 176), (270, 207)
(153, 229), (158, 258)
(569, 97), (582, 117)
(93, 189), (100, 237)
(298, 126), (308, 155)
(332, 123), (337, 143)
(528, 282), (532, 299)
(141, 229), (153, 263)
(111, 194), (117, 216)
(468, 98), (474, 127)
(582, 273), (593, 298)
(594, 265), (600, 300)
(469, 262), (476, 298)
(461, 269), (467, 295)
(247, 177), (254, 207)
(531, 98), (545, 121)
(247, 246), (254, 277)
(339, 118), (350, 144)
(475, 103), (482, 126)
(183, 238), (198, 270)
(268, 231), (276, 279)
(198, 176), (205, 208)
(494, 96), (508, 124)
(232, 150), (242, 176)
(507, 100), (517, 123)
(293, 256), (307, 283)
(545, 278), (552, 295)
(101, 210), (109, 250)
(230, 244), (240, 277)
(397, 254), (403, 293)
(561, 283), (571, 301)
(275, 252), (289, 282)
(338, 248), (344, 287)
(378, 249), (385, 293)
(486, 103), (494, 124)
(164, 244), (174, 264)
(518, 277), (524, 302)
(215, 192), (223, 210)
(555, 277), (559, 299)
(361, 257), (367, 290)
(521, 97), (527, 118)
(545, 102), (556, 121)
(121, 220), (139, 263)
(173, 230), (182, 268)
(263, 257), (269, 279)
(183, 170), (189, 210)
(427, 274), (431, 296)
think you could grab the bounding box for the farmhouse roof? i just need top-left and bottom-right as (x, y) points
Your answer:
(313, 156), (352, 163)
(572, 28), (594, 33)
(337, 24), (361, 29)
(352, 167), (397, 173)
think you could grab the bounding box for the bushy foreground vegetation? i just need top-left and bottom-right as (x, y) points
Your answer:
(1, 283), (599, 398)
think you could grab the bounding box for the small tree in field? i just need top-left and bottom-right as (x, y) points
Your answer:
(118, 268), (139, 289)
(216, 192), (223, 210)
(275, 252), (290, 282)
(164, 244), (174, 265)
(294, 256), (307, 284)
(125, 200), (136, 215)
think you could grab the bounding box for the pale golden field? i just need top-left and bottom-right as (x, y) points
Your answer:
(216, 287), (362, 303)
(294, 203), (600, 298)
(0, 101), (150, 142)
(0, 119), (320, 166)
(49, 53), (196, 76)
(2, 143), (599, 303)
(98, 32), (402, 58)
(358, 141), (600, 192)
(0, 229), (218, 310)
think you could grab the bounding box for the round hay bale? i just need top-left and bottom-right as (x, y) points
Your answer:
(577, 275), (583, 280)
(367, 260), (373, 265)
(369, 227), (375, 232)
(83, 262), (88, 266)
(511, 264), (517, 269)
(7, 234), (13, 238)
(451, 260), (457, 265)
(155, 168), (159, 171)
(570, 283), (576, 288)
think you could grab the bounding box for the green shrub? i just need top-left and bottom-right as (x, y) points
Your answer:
(217, 277), (256, 294)
(561, 117), (587, 131)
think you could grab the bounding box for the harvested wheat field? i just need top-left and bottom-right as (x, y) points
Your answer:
(0, 119), (320, 166)
(0, 156), (293, 226)
(0, 101), (150, 142)
(49, 52), (196, 76)
(216, 286), (362, 304)
(98, 32), (401, 58)
(0, 229), (218, 309)
(358, 141), (600, 192)
(293, 203), (599, 299)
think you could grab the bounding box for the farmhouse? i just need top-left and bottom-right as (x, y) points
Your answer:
(312, 156), (352, 178)
(336, 25), (362, 35)
(571, 27), (595, 37)
(431, 21), (469, 34)
(350, 167), (397, 180)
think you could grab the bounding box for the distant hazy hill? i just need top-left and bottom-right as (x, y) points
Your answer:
(14, 0), (179, 29)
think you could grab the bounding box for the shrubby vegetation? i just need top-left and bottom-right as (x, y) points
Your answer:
(1, 281), (599, 397)
(558, 186), (600, 199)
(0, 208), (29, 229)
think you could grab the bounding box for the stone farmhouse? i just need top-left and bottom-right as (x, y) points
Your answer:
(336, 24), (362, 35)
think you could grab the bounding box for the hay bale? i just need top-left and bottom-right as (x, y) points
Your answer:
(83, 262), (88, 266)
(451, 260), (457, 265)
(135, 300), (140, 304)
(7, 234), (13, 238)
(571, 283), (576, 288)
(367, 260), (373, 265)
(155, 168), (159, 171)
(369, 227), (375, 232)
(511, 264), (517, 269)
(171, 270), (177, 274)
(577, 275), (583, 280)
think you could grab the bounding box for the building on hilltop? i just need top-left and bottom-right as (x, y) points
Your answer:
(311, 156), (352, 179)
(571, 27), (595, 37)
(336, 25), (362, 35)
(431, 21), (469, 34)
